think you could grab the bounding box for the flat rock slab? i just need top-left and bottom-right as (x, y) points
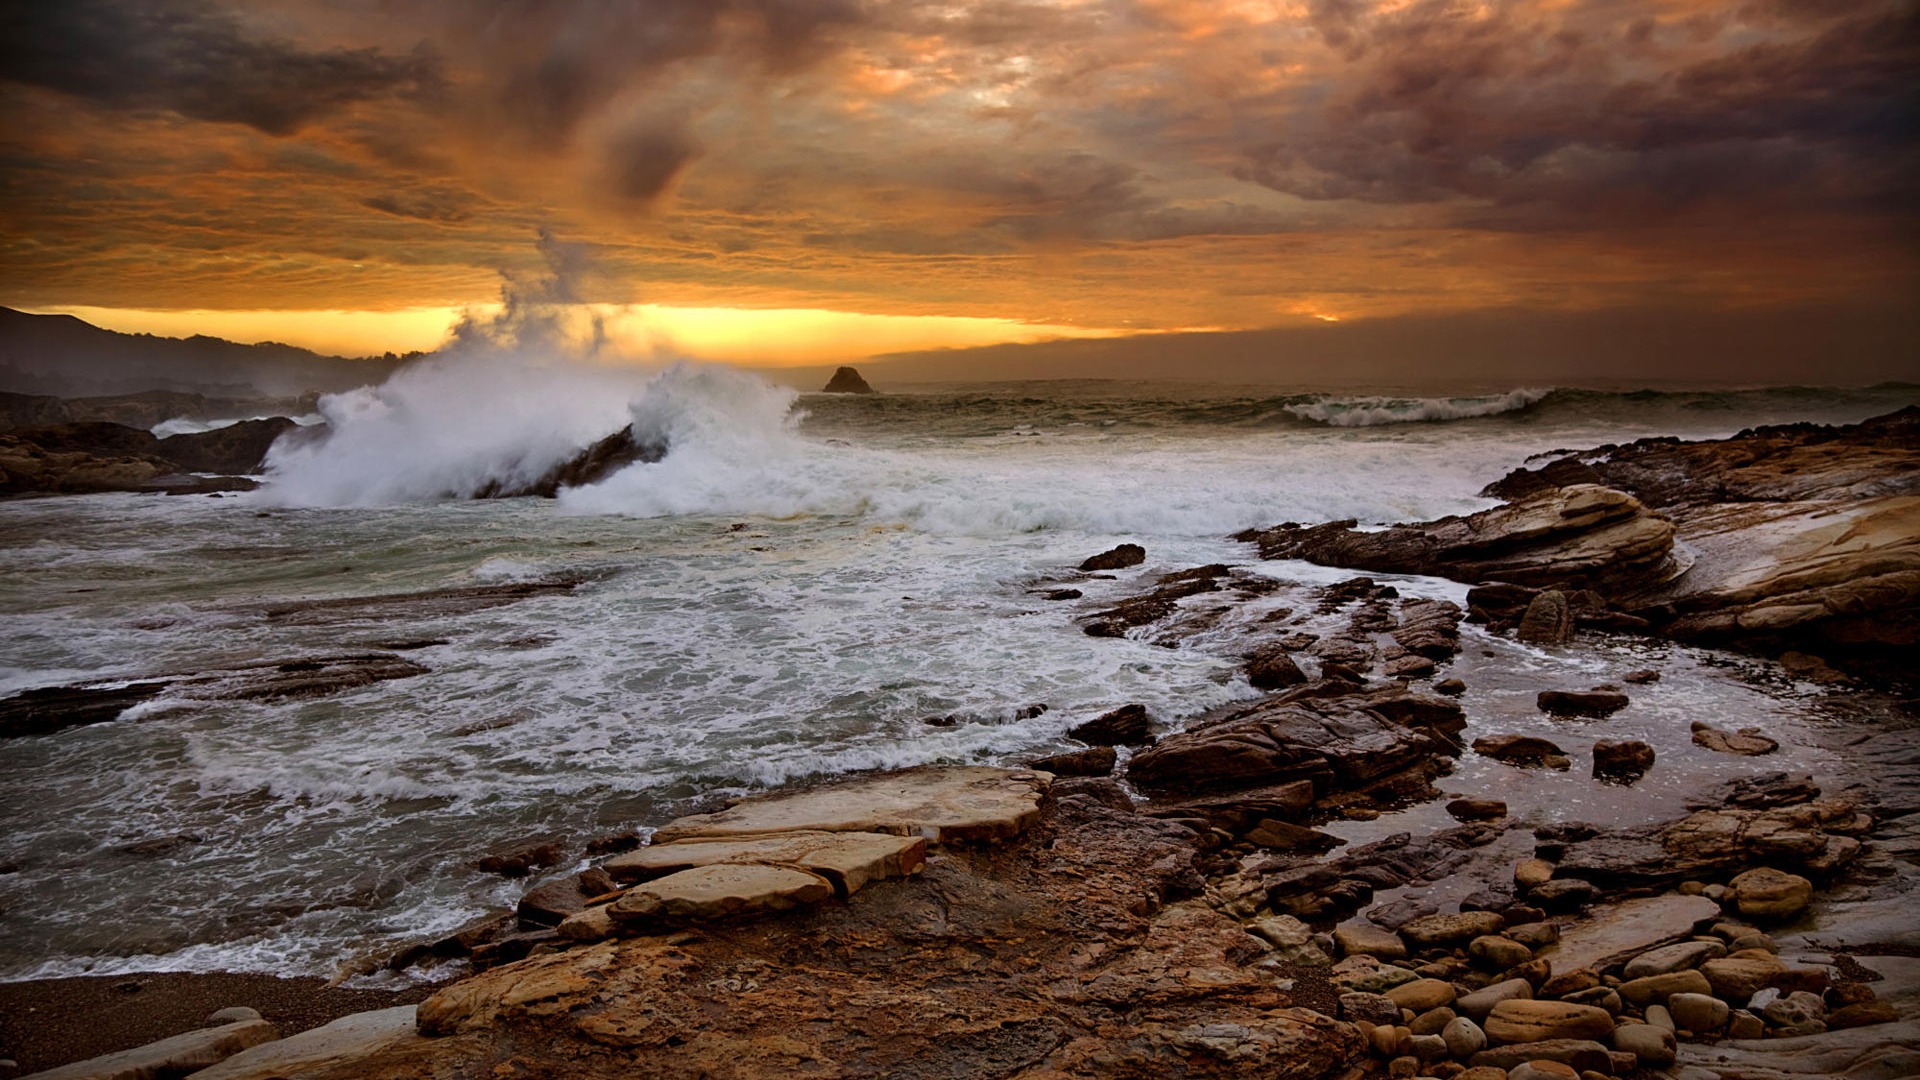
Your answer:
(603, 830), (927, 897)
(608, 864), (835, 925)
(21, 1018), (278, 1080)
(1542, 894), (1721, 975)
(650, 767), (1048, 845)
(187, 1006), (423, 1080)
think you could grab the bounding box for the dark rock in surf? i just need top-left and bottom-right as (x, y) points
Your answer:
(1447, 798), (1508, 821)
(1079, 543), (1146, 572)
(517, 868), (617, 928)
(1026, 745), (1117, 778)
(821, 366), (875, 394)
(1068, 704), (1155, 747)
(1235, 485), (1679, 599)
(1244, 645), (1308, 690)
(1392, 598), (1464, 659)
(1537, 689), (1630, 718)
(474, 425), (665, 499)
(1516, 590), (1574, 644)
(475, 841), (567, 878)
(0, 680), (170, 738)
(1472, 734), (1570, 769)
(1591, 739), (1655, 783)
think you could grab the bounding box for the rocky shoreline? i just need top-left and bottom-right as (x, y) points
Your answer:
(11, 411), (1918, 1079)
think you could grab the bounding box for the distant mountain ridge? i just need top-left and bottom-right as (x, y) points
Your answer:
(0, 307), (406, 397)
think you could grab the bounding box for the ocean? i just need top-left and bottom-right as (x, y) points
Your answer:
(2, 369), (1914, 982)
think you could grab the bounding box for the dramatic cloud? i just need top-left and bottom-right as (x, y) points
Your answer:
(0, 0), (1912, 347)
(0, 0), (441, 135)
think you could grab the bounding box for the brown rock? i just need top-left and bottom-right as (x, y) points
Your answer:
(1827, 1001), (1899, 1029)
(1702, 955), (1787, 1000)
(608, 864), (838, 925)
(1079, 543), (1146, 571)
(1691, 721), (1779, 756)
(1246, 645), (1309, 690)
(1517, 591), (1575, 644)
(651, 766), (1048, 844)
(1728, 866), (1813, 920)
(1069, 703), (1156, 747)
(603, 830), (927, 898)
(1026, 745), (1118, 777)
(1449, 798), (1509, 821)
(1617, 969), (1712, 1007)
(1473, 735), (1569, 768)
(1387, 979), (1458, 1012)
(1537, 690), (1629, 718)
(1402, 911), (1507, 947)
(1590, 740), (1654, 782)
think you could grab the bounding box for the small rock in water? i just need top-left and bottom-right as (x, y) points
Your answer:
(1067, 703), (1155, 747)
(1668, 991), (1730, 1032)
(1590, 739), (1654, 782)
(1612, 1022), (1675, 1066)
(1691, 721), (1779, 756)
(1621, 668), (1661, 684)
(1025, 745), (1116, 778)
(1244, 644), (1308, 689)
(1448, 798), (1509, 821)
(473, 840), (564, 878)
(1537, 689), (1629, 718)
(1078, 543), (1146, 571)
(1434, 677), (1466, 695)
(1473, 734), (1570, 769)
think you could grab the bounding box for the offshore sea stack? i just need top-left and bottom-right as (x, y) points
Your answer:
(820, 365), (875, 394)
(1233, 408), (1920, 674)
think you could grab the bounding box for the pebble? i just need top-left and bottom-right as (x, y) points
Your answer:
(1442, 1015), (1488, 1057)
(1470, 936), (1534, 971)
(1621, 939), (1725, 978)
(1338, 922), (1412, 960)
(1504, 922), (1559, 950)
(1343, 991), (1404, 1025)
(1668, 992), (1730, 1032)
(1561, 987), (1621, 1016)
(1455, 978), (1534, 1020)
(1644, 1004), (1674, 1033)
(1410, 1033), (1450, 1061)
(1388, 979), (1459, 1012)
(1613, 1022), (1677, 1066)
(1510, 1063), (1577, 1080)
(1617, 969), (1711, 1006)
(1727, 1009), (1765, 1039)
(206, 1006), (264, 1025)
(1411, 1007), (1457, 1036)
(1514, 859), (1555, 888)
(1390, 1054), (1420, 1078)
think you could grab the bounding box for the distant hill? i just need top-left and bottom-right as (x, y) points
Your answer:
(0, 307), (406, 397)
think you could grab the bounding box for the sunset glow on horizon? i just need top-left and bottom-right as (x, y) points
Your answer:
(0, 0), (1912, 377)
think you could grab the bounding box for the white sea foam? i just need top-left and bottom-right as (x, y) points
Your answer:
(1285, 387), (1553, 427)
(255, 349), (652, 506)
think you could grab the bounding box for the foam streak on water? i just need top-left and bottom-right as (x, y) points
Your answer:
(0, 375), (1914, 981)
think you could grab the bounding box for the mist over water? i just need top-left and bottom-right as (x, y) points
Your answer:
(1, 355), (1915, 983)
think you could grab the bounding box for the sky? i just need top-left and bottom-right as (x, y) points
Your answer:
(0, 0), (1914, 371)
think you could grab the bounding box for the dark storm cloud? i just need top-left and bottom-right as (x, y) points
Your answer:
(1237, 0), (1917, 226)
(0, 0), (442, 135)
(602, 119), (704, 203)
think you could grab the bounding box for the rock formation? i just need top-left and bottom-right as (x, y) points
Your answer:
(820, 366), (875, 394)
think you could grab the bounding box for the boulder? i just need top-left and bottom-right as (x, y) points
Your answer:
(1702, 955), (1789, 1001)
(1468, 1039), (1613, 1073)
(650, 767), (1048, 844)
(517, 869), (616, 927)
(1245, 646), (1309, 690)
(608, 864), (836, 925)
(1485, 1000), (1616, 1044)
(1621, 939), (1724, 979)
(1729, 866), (1813, 920)
(1386, 979), (1458, 1012)
(1245, 819), (1344, 852)
(1514, 859), (1555, 888)
(1473, 734), (1569, 769)
(1617, 969), (1713, 1007)
(1079, 543), (1146, 571)
(1537, 690), (1628, 718)
(1339, 992), (1403, 1025)
(1516, 590), (1575, 644)
(1612, 1022), (1676, 1066)
(1129, 687), (1462, 796)
(1443, 1016), (1488, 1057)
(1400, 911), (1507, 947)
(1448, 798), (1508, 821)
(1470, 936), (1535, 971)
(1068, 704), (1156, 747)
(1691, 721), (1780, 756)
(820, 366), (875, 393)
(1456, 978), (1535, 1020)
(1590, 739), (1654, 782)
(602, 830), (928, 897)
(1668, 992), (1731, 1032)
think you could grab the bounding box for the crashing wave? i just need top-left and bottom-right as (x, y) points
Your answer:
(1284, 387), (1555, 427)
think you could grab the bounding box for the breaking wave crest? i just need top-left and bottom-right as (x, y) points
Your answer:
(1284, 387), (1554, 427)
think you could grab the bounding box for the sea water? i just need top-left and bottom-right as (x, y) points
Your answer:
(1, 368), (1913, 980)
